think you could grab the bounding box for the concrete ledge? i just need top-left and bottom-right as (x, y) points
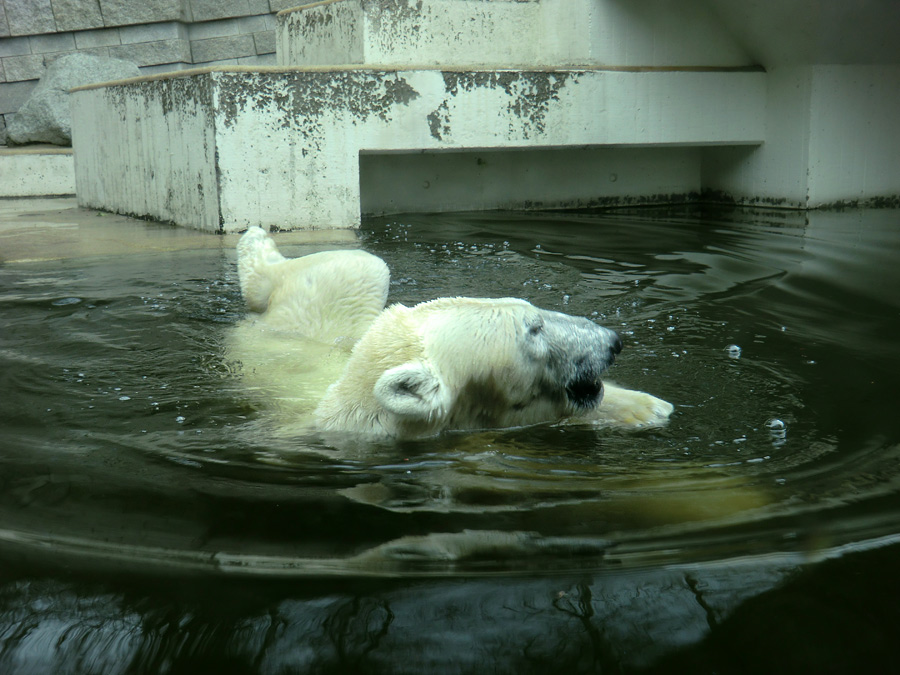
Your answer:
(0, 146), (75, 197)
(70, 66), (766, 231)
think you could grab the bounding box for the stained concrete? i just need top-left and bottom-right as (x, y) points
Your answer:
(0, 146), (75, 198)
(70, 66), (766, 231)
(277, 0), (755, 69)
(62, 0), (900, 230)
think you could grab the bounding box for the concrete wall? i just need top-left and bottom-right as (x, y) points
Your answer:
(589, 0), (753, 67)
(359, 146), (703, 216)
(807, 65), (900, 207)
(0, 0), (292, 143)
(56, 0), (900, 222)
(0, 145), (74, 195)
(70, 66), (765, 231)
(278, 0), (755, 69)
(702, 64), (900, 208)
(702, 67), (813, 208)
(278, 0), (569, 68)
(700, 0), (900, 66)
(70, 71), (219, 228)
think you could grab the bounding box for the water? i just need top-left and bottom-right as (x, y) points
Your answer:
(2, 205), (900, 672)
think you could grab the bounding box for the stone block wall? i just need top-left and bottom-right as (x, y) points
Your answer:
(0, 0), (297, 143)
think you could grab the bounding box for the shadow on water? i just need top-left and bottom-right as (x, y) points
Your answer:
(2, 205), (900, 672)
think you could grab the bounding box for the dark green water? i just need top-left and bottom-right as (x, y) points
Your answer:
(1, 206), (899, 672)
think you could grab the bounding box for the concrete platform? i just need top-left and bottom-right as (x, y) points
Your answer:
(0, 146), (75, 198)
(70, 65), (765, 231)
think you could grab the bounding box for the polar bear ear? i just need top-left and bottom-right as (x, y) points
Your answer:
(374, 362), (449, 422)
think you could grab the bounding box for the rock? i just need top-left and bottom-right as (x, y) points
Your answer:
(7, 53), (140, 146)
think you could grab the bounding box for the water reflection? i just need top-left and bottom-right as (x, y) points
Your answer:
(5, 540), (900, 673)
(0, 561), (793, 673)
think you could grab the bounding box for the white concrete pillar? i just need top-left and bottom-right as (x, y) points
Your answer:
(703, 64), (900, 208)
(807, 65), (900, 207)
(702, 66), (814, 208)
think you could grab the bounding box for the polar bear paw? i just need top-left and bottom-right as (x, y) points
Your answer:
(588, 383), (674, 428)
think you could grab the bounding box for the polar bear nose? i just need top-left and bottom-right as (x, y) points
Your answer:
(611, 332), (623, 356)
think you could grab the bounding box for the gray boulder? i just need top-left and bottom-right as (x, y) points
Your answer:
(7, 53), (140, 146)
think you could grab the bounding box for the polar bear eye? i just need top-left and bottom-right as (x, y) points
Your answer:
(527, 318), (544, 336)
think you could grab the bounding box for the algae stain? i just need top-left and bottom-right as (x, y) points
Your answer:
(441, 71), (578, 140)
(215, 71), (420, 139)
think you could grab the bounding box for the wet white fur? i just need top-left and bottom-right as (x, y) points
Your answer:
(233, 227), (673, 439)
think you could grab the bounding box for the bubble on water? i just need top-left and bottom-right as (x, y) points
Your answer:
(766, 418), (787, 447)
(118, 395), (131, 401)
(52, 297), (82, 306)
(175, 416), (186, 424)
(725, 344), (742, 359)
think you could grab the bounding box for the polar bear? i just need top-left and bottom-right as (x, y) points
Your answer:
(233, 227), (673, 439)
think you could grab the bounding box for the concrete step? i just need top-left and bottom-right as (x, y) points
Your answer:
(0, 146), (74, 198)
(276, 0), (754, 69)
(70, 65), (765, 231)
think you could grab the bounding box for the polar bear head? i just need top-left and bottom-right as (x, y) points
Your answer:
(314, 297), (623, 438)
